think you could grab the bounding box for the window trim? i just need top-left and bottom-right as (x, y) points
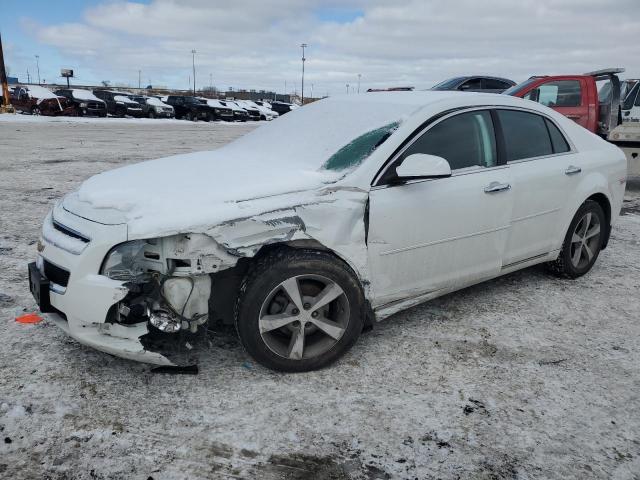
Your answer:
(372, 105), (576, 187)
(373, 106), (504, 186)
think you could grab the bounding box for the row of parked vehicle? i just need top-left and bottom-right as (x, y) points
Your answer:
(8, 85), (298, 121)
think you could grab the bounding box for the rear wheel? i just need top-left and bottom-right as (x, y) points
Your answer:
(148, 110), (155, 119)
(236, 249), (365, 372)
(546, 200), (605, 278)
(30, 106), (41, 116)
(185, 111), (193, 121)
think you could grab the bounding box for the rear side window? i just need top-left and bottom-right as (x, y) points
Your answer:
(483, 79), (511, 90)
(497, 110), (553, 161)
(545, 119), (570, 153)
(401, 110), (497, 170)
(524, 80), (582, 107)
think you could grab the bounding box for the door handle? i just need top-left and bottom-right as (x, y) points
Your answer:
(565, 165), (582, 175)
(484, 182), (511, 193)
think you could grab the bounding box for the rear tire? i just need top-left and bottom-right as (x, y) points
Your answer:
(148, 110), (155, 119)
(546, 200), (605, 278)
(235, 249), (365, 372)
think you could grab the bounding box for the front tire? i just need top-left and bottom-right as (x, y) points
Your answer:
(235, 249), (365, 372)
(546, 200), (605, 278)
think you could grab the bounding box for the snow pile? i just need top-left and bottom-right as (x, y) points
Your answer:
(71, 89), (102, 102)
(76, 95), (422, 234)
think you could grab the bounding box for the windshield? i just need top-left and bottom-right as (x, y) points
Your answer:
(216, 96), (418, 175)
(502, 79), (538, 96)
(323, 123), (399, 171)
(432, 77), (465, 90)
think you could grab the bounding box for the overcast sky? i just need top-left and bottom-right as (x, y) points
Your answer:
(2, 0), (639, 95)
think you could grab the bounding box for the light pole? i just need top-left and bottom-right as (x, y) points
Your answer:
(138, 69), (141, 89)
(346, 83), (349, 94)
(191, 49), (196, 95)
(357, 74), (361, 94)
(35, 55), (40, 84)
(300, 43), (307, 105)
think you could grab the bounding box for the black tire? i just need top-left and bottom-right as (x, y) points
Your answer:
(235, 249), (365, 372)
(546, 200), (605, 278)
(148, 110), (155, 119)
(185, 111), (193, 121)
(30, 106), (41, 116)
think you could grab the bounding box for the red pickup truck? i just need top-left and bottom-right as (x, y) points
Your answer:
(504, 68), (623, 136)
(505, 68), (639, 177)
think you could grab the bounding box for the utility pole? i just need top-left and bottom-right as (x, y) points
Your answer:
(209, 73), (212, 91)
(357, 74), (361, 93)
(138, 69), (141, 89)
(300, 43), (307, 105)
(191, 49), (196, 95)
(0, 32), (14, 112)
(35, 55), (40, 84)
(27, 69), (30, 84)
(346, 83), (349, 94)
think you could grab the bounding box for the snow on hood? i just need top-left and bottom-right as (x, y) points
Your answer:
(114, 95), (139, 104)
(75, 95), (421, 237)
(146, 97), (171, 108)
(72, 89), (102, 102)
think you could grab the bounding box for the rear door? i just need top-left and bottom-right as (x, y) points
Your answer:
(497, 108), (577, 267)
(523, 78), (589, 129)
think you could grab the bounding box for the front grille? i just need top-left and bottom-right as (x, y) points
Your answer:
(87, 102), (102, 109)
(44, 260), (70, 287)
(53, 220), (90, 243)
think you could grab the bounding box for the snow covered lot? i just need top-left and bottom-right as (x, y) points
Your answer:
(1, 116), (639, 479)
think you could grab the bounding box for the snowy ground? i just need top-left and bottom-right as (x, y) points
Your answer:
(1, 118), (639, 480)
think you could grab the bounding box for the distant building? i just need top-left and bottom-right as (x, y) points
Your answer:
(7, 77), (18, 84)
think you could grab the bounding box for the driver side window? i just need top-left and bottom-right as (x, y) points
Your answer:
(400, 110), (497, 170)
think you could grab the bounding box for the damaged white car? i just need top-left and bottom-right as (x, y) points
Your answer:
(28, 92), (627, 371)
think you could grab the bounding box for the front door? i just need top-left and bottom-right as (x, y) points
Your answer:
(367, 109), (513, 308)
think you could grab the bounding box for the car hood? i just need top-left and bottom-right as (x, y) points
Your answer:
(69, 150), (344, 239)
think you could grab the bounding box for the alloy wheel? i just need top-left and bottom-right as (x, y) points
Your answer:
(258, 274), (350, 361)
(569, 212), (601, 269)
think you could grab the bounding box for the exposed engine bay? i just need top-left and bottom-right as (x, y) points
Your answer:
(100, 234), (237, 361)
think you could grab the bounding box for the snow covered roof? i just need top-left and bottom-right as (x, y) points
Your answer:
(24, 85), (57, 100)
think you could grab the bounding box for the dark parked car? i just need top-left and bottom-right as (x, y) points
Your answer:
(128, 95), (175, 118)
(201, 98), (235, 121)
(93, 90), (144, 117)
(219, 100), (249, 121)
(164, 95), (213, 121)
(431, 76), (516, 93)
(9, 85), (75, 116)
(269, 101), (297, 116)
(54, 89), (107, 117)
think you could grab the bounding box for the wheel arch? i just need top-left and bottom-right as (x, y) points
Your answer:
(586, 192), (612, 249)
(208, 240), (374, 328)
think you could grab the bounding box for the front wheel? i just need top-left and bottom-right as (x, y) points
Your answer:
(235, 249), (365, 372)
(546, 200), (605, 278)
(31, 106), (41, 116)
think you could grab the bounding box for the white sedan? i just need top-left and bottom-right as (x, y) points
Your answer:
(29, 92), (627, 371)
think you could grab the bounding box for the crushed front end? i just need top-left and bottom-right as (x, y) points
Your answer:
(28, 200), (229, 366)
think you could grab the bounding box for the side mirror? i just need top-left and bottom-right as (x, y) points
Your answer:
(395, 154), (452, 179)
